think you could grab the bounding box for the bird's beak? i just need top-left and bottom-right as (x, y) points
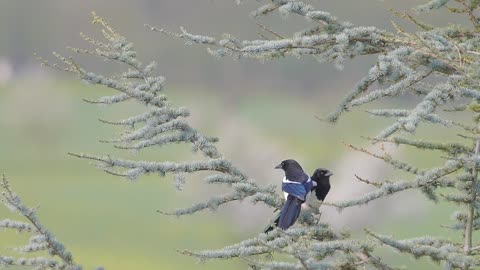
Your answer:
(325, 171), (333, 177)
(274, 164), (282, 169)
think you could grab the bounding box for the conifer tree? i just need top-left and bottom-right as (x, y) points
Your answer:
(3, 0), (480, 269)
(144, 1), (480, 268)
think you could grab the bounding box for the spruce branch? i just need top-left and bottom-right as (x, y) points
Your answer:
(371, 137), (472, 156)
(0, 175), (84, 270)
(367, 109), (454, 127)
(177, 225), (378, 269)
(345, 142), (425, 175)
(328, 160), (461, 210)
(366, 229), (478, 269)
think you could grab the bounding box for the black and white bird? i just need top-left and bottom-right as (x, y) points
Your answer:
(264, 159), (332, 232)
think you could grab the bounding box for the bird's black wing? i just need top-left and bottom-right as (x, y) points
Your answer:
(277, 195), (303, 230)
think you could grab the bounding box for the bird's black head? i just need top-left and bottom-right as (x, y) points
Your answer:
(312, 168), (333, 180)
(274, 159), (303, 171)
(276, 160), (309, 182)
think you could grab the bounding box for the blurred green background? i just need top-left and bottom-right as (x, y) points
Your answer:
(0, 1), (472, 269)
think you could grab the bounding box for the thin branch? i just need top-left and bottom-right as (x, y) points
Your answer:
(354, 174), (383, 187)
(255, 22), (285, 39)
(464, 138), (480, 255)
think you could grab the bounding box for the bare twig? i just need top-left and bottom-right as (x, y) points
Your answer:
(354, 174), (383, 187)
(255, 22), (285, 39)
(464, 139), (480, 256)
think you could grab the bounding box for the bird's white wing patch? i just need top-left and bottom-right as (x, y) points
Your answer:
(282, 177), (303, 184)
(306, 177), (313, 200)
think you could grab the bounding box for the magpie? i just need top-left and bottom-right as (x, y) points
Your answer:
(311, 167), (332, 202)
(264, 159), (332, 233)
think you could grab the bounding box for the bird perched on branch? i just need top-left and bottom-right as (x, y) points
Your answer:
(264, 159), (332, 232)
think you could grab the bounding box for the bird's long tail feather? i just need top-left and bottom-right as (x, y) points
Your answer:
(277, 196), (302, 230)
